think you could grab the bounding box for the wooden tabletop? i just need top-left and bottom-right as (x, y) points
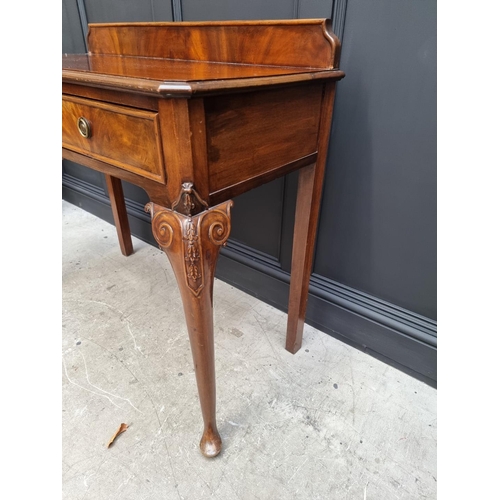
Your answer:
(62, 19), (344, 97)
(62, 54), (344, 97)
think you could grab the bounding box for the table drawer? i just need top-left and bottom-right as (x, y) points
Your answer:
(62, 96), (165, 183)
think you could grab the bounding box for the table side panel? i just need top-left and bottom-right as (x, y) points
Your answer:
(62, 95), (166, 184)
(205, 83), (324, 196)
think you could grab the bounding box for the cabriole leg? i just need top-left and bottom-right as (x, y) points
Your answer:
(146, 200), (233, 458)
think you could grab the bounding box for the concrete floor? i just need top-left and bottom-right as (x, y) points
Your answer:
(62, 200), (437, 500)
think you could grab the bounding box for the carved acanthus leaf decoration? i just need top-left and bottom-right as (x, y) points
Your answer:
(146, 200), (233, 296)
(172, 182), (208, 217)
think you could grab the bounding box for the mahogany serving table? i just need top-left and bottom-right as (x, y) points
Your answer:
(62, 19), (344, 457)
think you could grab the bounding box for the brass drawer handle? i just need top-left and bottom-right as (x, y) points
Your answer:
(77, 117), (91, 138)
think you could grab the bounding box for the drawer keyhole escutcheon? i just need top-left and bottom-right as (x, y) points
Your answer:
(77, 117), (91, 138)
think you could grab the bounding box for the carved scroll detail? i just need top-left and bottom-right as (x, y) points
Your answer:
(146, 203), (176, 249)
(146, 201), (232, 296)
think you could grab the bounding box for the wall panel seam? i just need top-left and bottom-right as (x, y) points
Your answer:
(172, 0), (183, 22)
(75, 0), (89, 51)
(331, 0), (348, 43)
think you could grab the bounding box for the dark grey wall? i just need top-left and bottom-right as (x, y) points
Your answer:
(316, 0), (437, 320)
(62, 0), (437, 385)
(62, 0), (86, 53)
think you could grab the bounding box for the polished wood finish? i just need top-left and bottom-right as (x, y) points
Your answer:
(209, 154), (317, 207)
(62, 82), (159, 111)
(157, 98), (210, 207)
(62, 96), (165, 183)
(105, 175), (133, 257)
(87, 19), (339, 68)
(62, 148), (171, 207)
(205, 84), (324, 194)
(62, 19), (343, 98)
(146, 201), (233, 457)
(65, 53), (323, 81)
(286, 82), (337, 353)
(62, 60), (344, 98)
(62, 19), (344, 457)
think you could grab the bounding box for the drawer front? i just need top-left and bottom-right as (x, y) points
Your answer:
(62, 96), (165, 183)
